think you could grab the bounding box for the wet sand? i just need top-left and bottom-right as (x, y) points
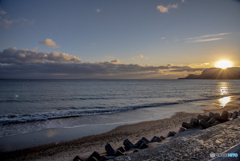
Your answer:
(1, 96), (240, 161)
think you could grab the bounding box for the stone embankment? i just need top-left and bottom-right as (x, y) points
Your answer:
(73, 110), (240, 161)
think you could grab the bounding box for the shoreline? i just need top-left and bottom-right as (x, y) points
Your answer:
(1, 96), (240, 160)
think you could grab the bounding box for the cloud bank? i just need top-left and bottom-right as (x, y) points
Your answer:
(0, 47), (81, 64)
(0, 47), (204, 79)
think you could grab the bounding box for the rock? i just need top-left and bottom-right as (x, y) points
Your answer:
(190, 118), (199, 126)
(228, 113), (233, 118)
(114, 150), (124, 156)
(114, 147), (125, 156)
(99, 156), (109, 161)
(212, 120), (220, 126)
(214, 113), (220, 117)
(88, 157), (97, 161)
(212, 113), (228, 122)
(167, 131), (175, 137)
(105, 144), (115, 156)
(199, 119), (211, 129)
(178, 127), (186, 133)
(160, 136), (165, 140)
(232, 111), (238, 119)
(207, 118), (216, 124)
(151, 136), (161, 142)
(221, 110), (229, 119)
(86, 151), (101, 161)
(197, 114), (210, 122)
(135, 137), (150, 148)
(211, 113), (220, 120)
(123, 139), (135, 150)
(133, 149), (139, 153)
(134, 139), (144, 148)
(238, 110), (240, 116)
(150, 136), (157, 142)
(116, 147), (126, 153)
(209, 112), (214, 118)
(139, 142), (149, 149)
(142, 137), (151, 144)
(73, 156), (82, 161)
(182, 122), (194, 129)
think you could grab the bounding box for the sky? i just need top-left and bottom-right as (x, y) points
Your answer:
(0, 0), (240, 79)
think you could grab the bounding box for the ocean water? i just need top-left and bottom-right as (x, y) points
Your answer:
(0, 79), (240, 139)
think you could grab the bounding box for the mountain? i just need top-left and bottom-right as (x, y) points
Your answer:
(179, 67), (240, 79)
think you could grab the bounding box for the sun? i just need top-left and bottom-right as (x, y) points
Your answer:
(215, 60), (232, 69)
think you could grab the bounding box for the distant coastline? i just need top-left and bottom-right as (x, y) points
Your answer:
(179, 67), (240, 79)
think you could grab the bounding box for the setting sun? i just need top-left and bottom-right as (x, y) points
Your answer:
(215, 60), (232, 69)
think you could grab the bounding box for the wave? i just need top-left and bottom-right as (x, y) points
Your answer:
(0, 94), (239, 125)
(0, 95), (168, 103)
(0, 97), (111, 103)
(0, 96), (143, 103)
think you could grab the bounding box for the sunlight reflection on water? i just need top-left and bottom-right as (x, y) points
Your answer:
(218, 82), (229, 95)
(219, 96), (231, 107)
(46, 129), (58, 138)
(217, 82), (231, 107)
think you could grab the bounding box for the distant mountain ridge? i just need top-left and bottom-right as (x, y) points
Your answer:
(179, 67), (240, 79)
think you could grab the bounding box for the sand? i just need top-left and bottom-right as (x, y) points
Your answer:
(1, 96), (240, 161)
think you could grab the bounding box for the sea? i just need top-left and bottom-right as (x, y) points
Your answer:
(0, 79), (240, 151)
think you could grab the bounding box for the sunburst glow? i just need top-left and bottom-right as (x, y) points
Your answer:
(215, 60), (232, 69)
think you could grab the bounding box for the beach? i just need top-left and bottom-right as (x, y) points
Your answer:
(1, 0), (240, 160)
(1, 95), (240, 161)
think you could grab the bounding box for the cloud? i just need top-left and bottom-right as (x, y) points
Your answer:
(161, 37), (165, 40)
(133, 55), (148, 60)
(187, 33), (229, 40)
(191, 38), (223, 43)
(96, 9), (101, 12)
(105, 56), (111, 59)
(0, 7), (33, 29)
(39, 38), (60, 48)
(111, 59), (120, 64)
(169, 4), (178, 8)
(157, 4), (178, 13)
(0, 47), (205, 79)
(0, 16), (13, 28)
(0, 6), (6, 15)
(186, 33), (230, 43)
(33, 47), (38, 52)
(189, 63), (210, 68)
(182, 0), (185, 3)
(157, 5), (168, 13)
(0, 16), (33, 29)
(0, 47), (81, 64)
